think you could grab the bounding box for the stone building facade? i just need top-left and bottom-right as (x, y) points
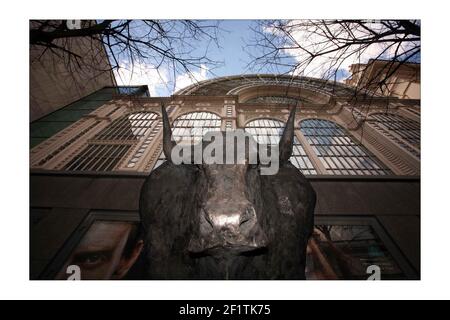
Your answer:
(30, 20), (118, 122)
(30, 74), (420, 280)
(345, 59), (420, 99)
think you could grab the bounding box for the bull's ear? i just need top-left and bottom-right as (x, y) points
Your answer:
(162, 103), (176, 162)
(279, 106), (296, 164)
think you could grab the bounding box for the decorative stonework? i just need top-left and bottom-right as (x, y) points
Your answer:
(34, 121), (101, 167)
(104, 105), (122, 117)
(30, 117), (102, 168)
(144, 142), (163, 172)
(31, 118), (88, 156)
(125, 120), (163, 169)
(367, 113), (420, 159)
(30, 75), (420, 177)
(358, 128), (419, 175)
(225, 121), (233, 131)
(226, 105), (233, 117)
(225, 104), (234, 131)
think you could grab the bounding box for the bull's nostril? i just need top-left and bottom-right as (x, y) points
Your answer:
(205, 212), (214, 227)
(200, 208), (214, 234)
(239, 207), (256, 231)
(239, 218), (250, 226)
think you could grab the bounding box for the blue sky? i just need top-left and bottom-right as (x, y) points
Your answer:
(112, 19), (420, 97)
(205, 20), (300, 77)
(207, 20), (256, 77)
(114, 20), (295, 96)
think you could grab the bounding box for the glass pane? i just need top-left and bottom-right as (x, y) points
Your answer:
(172, 112), (221, 144)
(300, 119), (391, 176)
(306, 224), (407, 280)
(245, 118), (317, 175)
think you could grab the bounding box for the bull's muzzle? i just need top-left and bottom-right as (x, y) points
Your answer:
(188, 206), (268, 256)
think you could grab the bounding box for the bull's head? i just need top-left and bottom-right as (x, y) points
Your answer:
(139, 105), (316, 279)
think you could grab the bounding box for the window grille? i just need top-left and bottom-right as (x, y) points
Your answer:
(151, 111), (222, 170)
(64, 144), (131, 171)
(65, 112), (158, 171)
(300, 119), (391, 175)
(93, 112), (158, 141)
(245, 118), (317, 175)
(172, 112), (221, 144)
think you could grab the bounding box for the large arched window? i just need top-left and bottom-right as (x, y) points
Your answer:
(65, 112), (159, 171)
(300, 119), (391, 175)
(245, 118), (317, 175)
(153, 111), (222, 169)
(368, 113), (420, 158)
(172, 111), (221, 144)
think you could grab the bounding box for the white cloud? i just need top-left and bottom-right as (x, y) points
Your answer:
(174, 65), (209, 92)
(264, 21), (419, 81)
(114, 61), (170, 96)
(113, 61), (209, 96)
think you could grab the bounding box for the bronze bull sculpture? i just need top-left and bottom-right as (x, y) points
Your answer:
(139, 105), (316, 279)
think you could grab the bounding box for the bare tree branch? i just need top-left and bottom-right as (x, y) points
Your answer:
(244, 19), (420, 128)
(245, 19), (420, 94)
(30, 20), (223, 94)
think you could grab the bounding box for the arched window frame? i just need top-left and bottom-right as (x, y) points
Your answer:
(171, 111), (222, 144)
(153, 111), (222, 170)
(244, 117), (318, 175)
(300, 118), (392, 175)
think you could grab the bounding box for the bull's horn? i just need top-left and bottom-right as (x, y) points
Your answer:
(161, 104), (176, 162)
(279, 106), (296, 164)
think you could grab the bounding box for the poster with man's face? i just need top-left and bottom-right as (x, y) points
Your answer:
(56, 221), (143, 280)
(54, 220), (408, 280)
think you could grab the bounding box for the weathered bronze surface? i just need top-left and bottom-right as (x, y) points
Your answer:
(139, 106), (316, 279)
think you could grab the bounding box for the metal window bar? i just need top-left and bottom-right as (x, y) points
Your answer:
(151, 112), (222, 170)
(172, 112), (222, 144)
(64, 144), (130, 171)
(65, 112), (158, 172)
(300, 119), (391, 175)
(245, 119), (317, 175)
(94, 112), (158, 141)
